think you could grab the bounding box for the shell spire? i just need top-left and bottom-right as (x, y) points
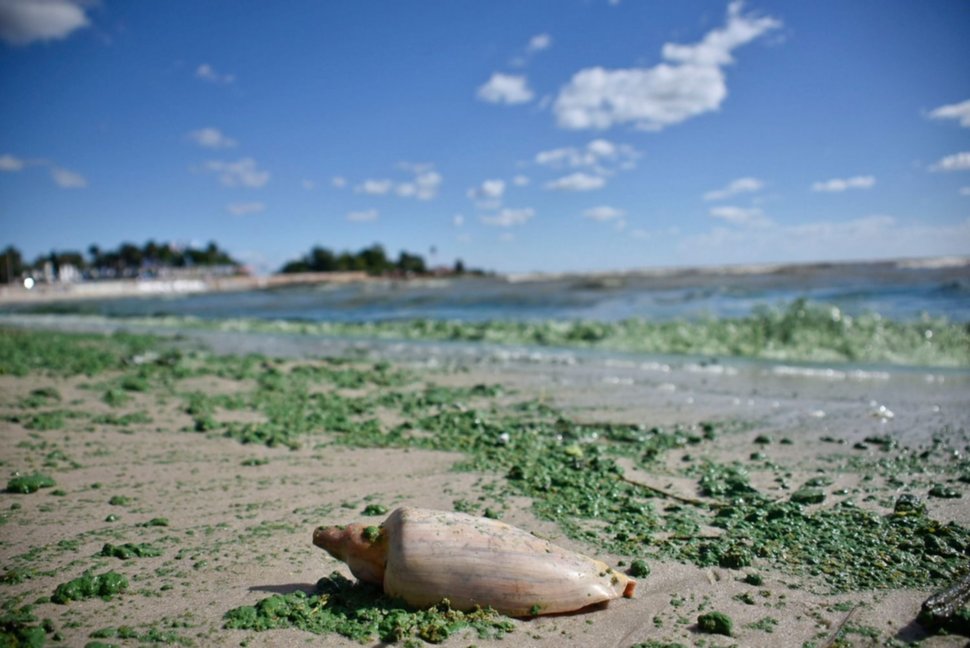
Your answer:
(312, 524), (387, 586)
(313, 507), (636, 616)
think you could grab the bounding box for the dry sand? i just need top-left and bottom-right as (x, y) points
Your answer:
(1, 322), (968, 647)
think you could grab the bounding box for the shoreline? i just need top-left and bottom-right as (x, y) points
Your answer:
(0, 271), (370, 305)
(2, 254), (966, 307)
(1, 321), (968, 646)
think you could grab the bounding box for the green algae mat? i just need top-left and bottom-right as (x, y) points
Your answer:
(1, 326), (968, 646)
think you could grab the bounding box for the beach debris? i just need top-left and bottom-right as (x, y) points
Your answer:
(917, 571), (970, 636)
(313, 506), (636, 616)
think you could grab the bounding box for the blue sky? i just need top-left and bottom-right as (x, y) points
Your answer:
(1, 0), (968, 274)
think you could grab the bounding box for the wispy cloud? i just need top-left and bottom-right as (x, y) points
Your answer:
(347, 209), (379, 222)
(0, 153), (26, 171)
(546, 172), (605, 191)
(583, 206), (625, 221)
(709, 205), (769, 226)
(196, 63), (235, 85)
(331, 176), (347, 188)
(477, 73), (534, 105)
(704, 177), (764, 201)
(1, 152), (87, 188)
(354, 164), (442, 200)
(481, 207), (535, 227)
(527, 33), (552, 53)
(682, 215), (970, 264)
(467, 179), (506, 208)
(930, 152), (970, 172)
(928, 99), (970, 128)
(512, 174), (530, 187)
(535, 139), (639, 173)
(0, 0), (92, 46)
(188, 127), (237, 149)
(226, 201), (265, 216)
(811, 175), (875, 192)
(50, 166), (87, 188)
(355, 179), (393, 195)
(553, 2), (780, 130)
(204, 158), (269, 188)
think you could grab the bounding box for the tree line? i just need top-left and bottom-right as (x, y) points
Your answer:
(278, 244), (474, 277)
(0, 241), (240, 284)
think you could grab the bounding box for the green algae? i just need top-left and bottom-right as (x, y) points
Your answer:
(362, 503), (388, 516)
(0, 327), (151, 377)
(0, 605), (46, 648)
(1, 326), (969, 644)
(19, 387), (61, 409)
(112, 299), (970, 367)
(224, 572), (514, 644)
(6, 473), (55, 494)
(629, 559), (651, 578)
(697, 611), (733, 636)
(99, 543), (162, 560)
(51, 571), (128, 604)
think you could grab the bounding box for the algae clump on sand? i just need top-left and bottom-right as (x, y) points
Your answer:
(224, 572), (514, 644)
(52, 571), (128, 603)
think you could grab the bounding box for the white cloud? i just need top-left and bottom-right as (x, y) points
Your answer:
(188, 127), (237, 149)
(811, 175), (876, 192)
(481, 207), (535, 227)
(528, 33), (552, 52)
(709, 205), (768, 226)
(553, 2), (780, 131)
(0, 0), (91, 46)
(356, 179), (393, 195)
(931, 152), (970, 172)
(960, 187), (970, 196)
(535, 138), (639, 173)
(196, 63), (235, 85)
(50, 166), (86, 188)
(396, 168), (442, 200)
(928, 99), (970, 128)
(301, 179), (316, 190)
(1, 153), (87, 188)
(704, 176), (764, 201)
(546, 172), (605, 191)
(477, 73), (534, 105)
(0, 153), (25, 171)
(453, 214), (465, 227)
(584, 205), (625, 221)
(226, 201), (265, 216)
(204, 158), (269, 188)
(512, 174), (530, 186)
(355, 165), (441, 200)
(347, 209), (379, 222)
(331, 176), (347, 188)
(467, 179), (506, 206)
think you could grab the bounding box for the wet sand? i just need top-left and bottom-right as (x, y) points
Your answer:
(1, 317), (968, 647)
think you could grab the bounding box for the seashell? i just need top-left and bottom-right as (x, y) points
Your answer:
(313, 506), (635, 616)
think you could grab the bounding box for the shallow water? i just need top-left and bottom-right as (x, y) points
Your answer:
(5, 260), (969, 323)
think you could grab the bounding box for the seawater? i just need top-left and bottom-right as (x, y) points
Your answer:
(6, 259), (969, 323)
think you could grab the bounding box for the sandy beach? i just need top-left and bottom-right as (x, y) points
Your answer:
(1, 319), (968, 647)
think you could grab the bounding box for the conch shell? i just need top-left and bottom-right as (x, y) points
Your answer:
(313, 506), (636, 616)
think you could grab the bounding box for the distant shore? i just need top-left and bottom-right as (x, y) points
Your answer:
(0, 255), (967, 308)
(0, 271), (369, 305)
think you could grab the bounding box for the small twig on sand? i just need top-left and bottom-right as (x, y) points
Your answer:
(620, 475), (726, 508)
(821, 604), (861, 648)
